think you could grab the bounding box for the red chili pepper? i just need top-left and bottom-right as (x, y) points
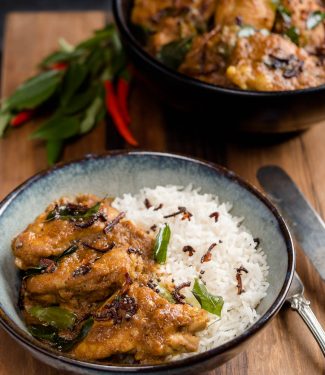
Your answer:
(50, 62), (68, 71)
(10, 110), (34, 127)
(117, 77), (131, 124)
(104, 80), (138, 147)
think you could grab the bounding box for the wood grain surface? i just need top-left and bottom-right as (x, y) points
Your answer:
(0, 11), (324, 375)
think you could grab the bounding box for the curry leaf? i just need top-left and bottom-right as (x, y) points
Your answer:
(23, 244), (78, 278)
(192, 278), (224, 316)
(277, 5), (292, 25)
(60, 63), (88, 106)
(96, 104), (106, 122)
(285, 26), (300, 45)
(30, 115), (80, 140)
(28, 317), (94, 352)
(46, 140), (64, 165)
(28, 306), (76, 330)
(54, 244), (79, 262)
(28, 325), (58, 341)
(79, 96), (103, 134)
(153, 224), (171, 264)
(306, 11), (325, 30)
(86, 48), (108, 78)
(76, 24), (116, 50)
(157, 37), (193, 70)
(6, 71), (63, 110)
(40, 50), (84, 68)
(58, 37), (75, 53)
(0, 111), (11, 137)
(62, 88), (96, 115)
(58, 317), (94, 352)
(23, 265), (48, 278)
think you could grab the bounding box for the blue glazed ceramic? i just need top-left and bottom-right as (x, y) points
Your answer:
(0, 151), (294, 374)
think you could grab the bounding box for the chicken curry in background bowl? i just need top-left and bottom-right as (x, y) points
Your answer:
(113, 1), (325, 133)
(0, 152), (294, 374)
(131, 0), (325, 91)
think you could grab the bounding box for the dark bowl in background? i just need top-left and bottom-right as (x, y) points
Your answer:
(113, 0), (325, 134)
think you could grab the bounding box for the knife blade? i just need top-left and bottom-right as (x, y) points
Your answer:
(257, 165), (325, 280)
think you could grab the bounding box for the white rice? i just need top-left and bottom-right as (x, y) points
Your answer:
(112, 185), (269, 356)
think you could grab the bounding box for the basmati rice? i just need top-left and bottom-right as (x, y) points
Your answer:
(112, 185), (269, 357)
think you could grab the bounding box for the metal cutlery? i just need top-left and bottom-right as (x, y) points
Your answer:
(257, 166), (325, 356)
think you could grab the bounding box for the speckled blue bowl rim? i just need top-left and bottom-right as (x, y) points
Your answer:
(0, 150), (295, 373)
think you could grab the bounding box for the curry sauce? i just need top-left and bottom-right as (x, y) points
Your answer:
(14, 195), (208, 364)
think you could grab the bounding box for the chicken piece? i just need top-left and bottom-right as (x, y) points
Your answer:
(25, 246), (148, 306)
(12, 195), (153, 269)
(12, 195), (114, 269)
(105, 220), (153, 259)
(179, 26), (239, 86)
(72, 283), (208, 363)
(132, 0), (217, 31)
(226, 32), (325, 90)
(275, 0), (325, 51)
(215, 0), (276, 30)
(147, 16), (196, 54)
(132, 0), (174, 30)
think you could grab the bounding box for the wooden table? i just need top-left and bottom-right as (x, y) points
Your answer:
(0, 12), (324, 375)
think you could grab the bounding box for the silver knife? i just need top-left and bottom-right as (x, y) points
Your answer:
(257, 165), (325, 280)
(257, 166), (325, 356)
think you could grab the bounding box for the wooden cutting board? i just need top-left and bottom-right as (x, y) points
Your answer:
(0, 12), (324, 375)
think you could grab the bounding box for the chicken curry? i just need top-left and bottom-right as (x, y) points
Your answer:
(14, 195), (209, 364)
(131, 0), (325, 91)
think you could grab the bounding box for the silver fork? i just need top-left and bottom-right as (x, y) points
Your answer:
(286, 272), (325, 356)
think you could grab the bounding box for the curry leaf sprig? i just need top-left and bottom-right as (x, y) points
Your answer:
(0, 24), (137, 165)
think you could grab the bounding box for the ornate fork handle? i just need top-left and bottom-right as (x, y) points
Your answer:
(289, 294), (325, 356)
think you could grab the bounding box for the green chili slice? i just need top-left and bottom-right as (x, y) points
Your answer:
(153, 224), (171, 264)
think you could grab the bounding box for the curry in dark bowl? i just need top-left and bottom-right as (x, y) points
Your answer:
(131, 0), (325, 91)
(113, 1), (325, 133)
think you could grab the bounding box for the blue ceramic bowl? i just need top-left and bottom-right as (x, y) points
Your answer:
(0, 151), (294, 374)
